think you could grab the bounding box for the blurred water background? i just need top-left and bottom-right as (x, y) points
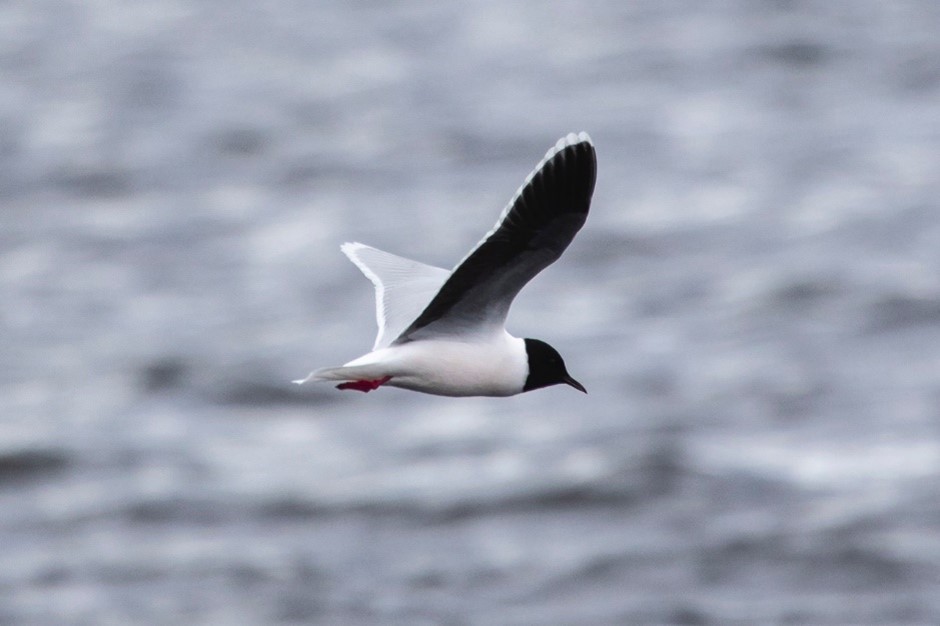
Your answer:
(3, 1), (940, 624)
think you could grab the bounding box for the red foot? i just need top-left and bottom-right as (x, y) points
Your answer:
(336, 376), (392, 393)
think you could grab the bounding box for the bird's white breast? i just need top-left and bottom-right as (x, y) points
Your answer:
(344, 333), (528, 397)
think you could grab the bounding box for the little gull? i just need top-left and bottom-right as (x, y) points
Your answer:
(294, 132), (596, 397)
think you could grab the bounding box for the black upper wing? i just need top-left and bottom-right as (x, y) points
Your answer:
(395, 133), (596, 341)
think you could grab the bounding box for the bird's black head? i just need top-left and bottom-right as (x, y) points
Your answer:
(522, 338), (586, 393)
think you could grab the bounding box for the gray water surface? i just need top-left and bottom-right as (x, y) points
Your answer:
(3, 2), (940, 624)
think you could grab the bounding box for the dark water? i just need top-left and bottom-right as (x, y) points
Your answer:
(3, 1), (940, 624)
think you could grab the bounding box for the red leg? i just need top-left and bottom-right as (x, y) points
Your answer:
(336, 376), (392, 392)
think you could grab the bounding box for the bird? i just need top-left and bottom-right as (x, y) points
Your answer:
(294, 132), (596, 397)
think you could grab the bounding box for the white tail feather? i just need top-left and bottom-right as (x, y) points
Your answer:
(292, 363), (387, 385)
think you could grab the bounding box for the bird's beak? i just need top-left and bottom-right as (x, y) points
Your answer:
(563, 374), (587, 393)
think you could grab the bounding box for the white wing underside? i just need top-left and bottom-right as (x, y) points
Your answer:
(341, 242), (451, 350)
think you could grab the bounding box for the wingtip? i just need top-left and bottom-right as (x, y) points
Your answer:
(558, 131), (592, 149)
(549, 132), (593, 158)
(341, 242), (374, 267)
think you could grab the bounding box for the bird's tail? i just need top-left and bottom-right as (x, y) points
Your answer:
(292, 364), (383, 385)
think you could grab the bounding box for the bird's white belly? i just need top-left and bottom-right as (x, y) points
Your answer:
(348, 335), (528, 397)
